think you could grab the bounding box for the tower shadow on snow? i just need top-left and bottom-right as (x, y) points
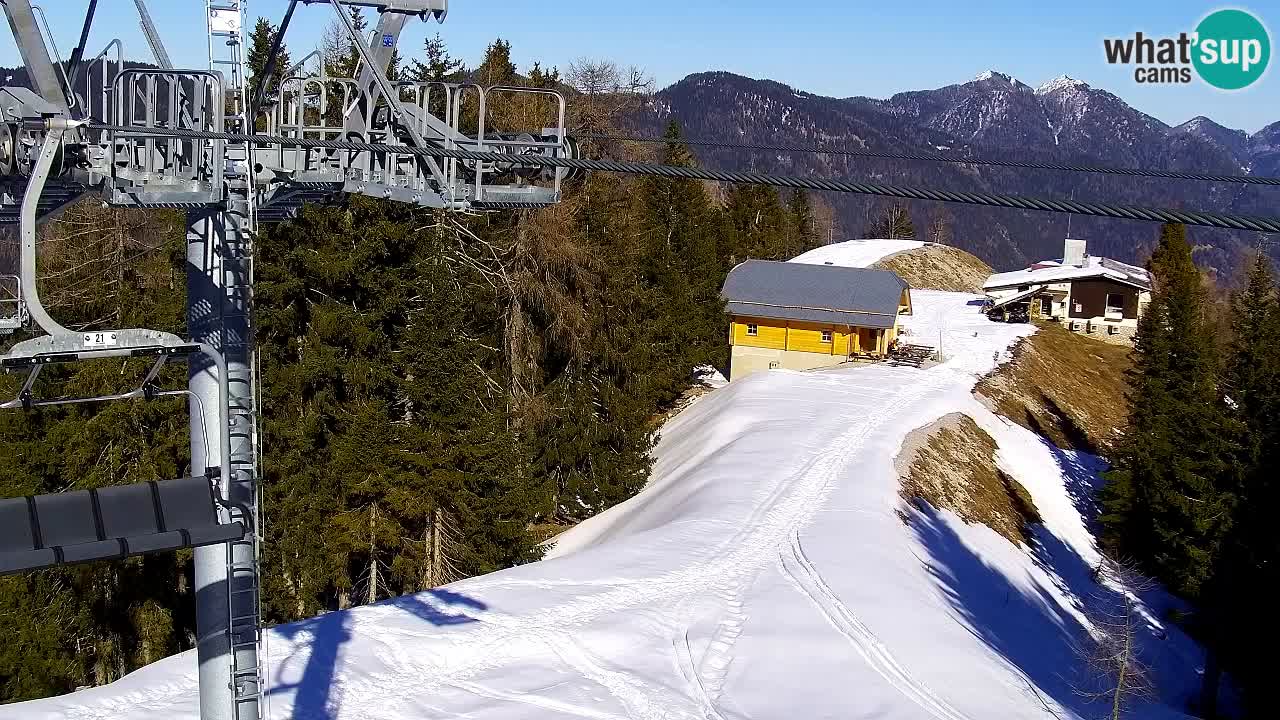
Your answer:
(267, 589), (488, 719)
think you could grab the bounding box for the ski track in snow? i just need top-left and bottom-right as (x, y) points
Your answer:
(331, 366), (946, 719)
(779, 533), (973, 720)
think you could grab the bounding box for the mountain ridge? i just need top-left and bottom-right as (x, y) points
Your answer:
(629, 70), (1276, 272)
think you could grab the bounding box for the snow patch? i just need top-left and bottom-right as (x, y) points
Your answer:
(1036, 75), (1087, 95)
(974, 70), (1012, 83)
(789, 238), (924, 268)
(693, 365), (728, 389)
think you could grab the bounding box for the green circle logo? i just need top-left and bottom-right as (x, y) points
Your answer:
(1192, 9), (1271, 90)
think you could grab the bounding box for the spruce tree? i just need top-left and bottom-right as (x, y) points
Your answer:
(1211, 251), (1280, 714)
(247, 17), (291, 110)
(475, 38), (517, 86)
(1223, 253), (1280, 467)
(1100, 223), (1237, 601)
(725, 184), (790, 262)
(0, 202), (193, 699)
(410, 33), (465, 83)
(785, 189), (820, 257)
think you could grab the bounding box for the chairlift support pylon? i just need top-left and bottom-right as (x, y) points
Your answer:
(0, 1), (576, 719)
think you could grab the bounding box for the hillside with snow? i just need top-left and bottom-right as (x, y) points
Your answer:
(6, 241), (1205, 720)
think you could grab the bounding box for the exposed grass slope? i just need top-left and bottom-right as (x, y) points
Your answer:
(898, 412), (1041, 545)
(976, 322), (1131, 456)
(873, 243), (994, 293)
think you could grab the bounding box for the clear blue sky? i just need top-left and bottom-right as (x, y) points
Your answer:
(4, 1), (1276, 133)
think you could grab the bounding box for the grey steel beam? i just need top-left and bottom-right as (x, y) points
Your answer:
(361, 11), (409, 82)
(19, 127), (72, 336)
(1, 0), (69, 112)
(188, 202), (260, 720)
(132, 0), (173, 69)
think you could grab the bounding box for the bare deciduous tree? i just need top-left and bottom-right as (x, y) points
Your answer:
(1077, 560), (1159, 720)
(565, 57), (653, 134)
(927, 209), (953, 245)
(866, 203), (916, 240)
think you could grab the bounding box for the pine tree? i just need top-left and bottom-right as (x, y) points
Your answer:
(409, 33), (464, 84)
(1100, 223), (1237, 601)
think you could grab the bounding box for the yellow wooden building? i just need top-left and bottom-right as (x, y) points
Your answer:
(721, 260), (912, 380)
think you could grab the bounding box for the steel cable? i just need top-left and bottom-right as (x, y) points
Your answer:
(579, 132), (1280, 188)
(94, 124), (1280, 233)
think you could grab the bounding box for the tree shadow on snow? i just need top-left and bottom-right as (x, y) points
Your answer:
(912, 505), (1119, 718)
(1044, 441), (1108, 536)
(267, 589), (488, 719)
(388, 587), (489, 626)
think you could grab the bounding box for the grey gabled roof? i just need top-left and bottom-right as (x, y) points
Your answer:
(721, 259), (908, 330)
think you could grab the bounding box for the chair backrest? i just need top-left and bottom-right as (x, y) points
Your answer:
(0, 477), (245, 576)
(0, 496), (39, 554)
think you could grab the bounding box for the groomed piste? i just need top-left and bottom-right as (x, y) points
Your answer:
(9, 241), (1206, 720)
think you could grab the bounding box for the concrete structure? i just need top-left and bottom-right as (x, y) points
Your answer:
(983, 239), (1151, 344)
(722, 260), (912, 380)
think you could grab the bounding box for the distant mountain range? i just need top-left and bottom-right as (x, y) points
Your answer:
(4, 61), (1276, 273)
(630, 70), (1280, 273)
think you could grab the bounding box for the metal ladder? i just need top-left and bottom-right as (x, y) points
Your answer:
(208, 2), (265, 717)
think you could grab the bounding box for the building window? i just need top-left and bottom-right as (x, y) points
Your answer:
(821, 329), (833, 342)
(746, 323), (758, 336)
(1105, 293), (1124, 315)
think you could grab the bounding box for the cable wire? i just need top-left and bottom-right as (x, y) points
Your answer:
(579, 132), (1280, 188)
(96, 124), (1280, 234)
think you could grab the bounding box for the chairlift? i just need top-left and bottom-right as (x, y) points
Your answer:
(0, 131), (245, 576)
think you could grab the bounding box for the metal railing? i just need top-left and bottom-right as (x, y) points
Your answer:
(108, 69), (225, 191)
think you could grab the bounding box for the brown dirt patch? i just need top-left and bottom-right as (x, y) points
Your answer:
(975, 322), (1131, 456)
(873, 243), (994, 293)
(898, 413), (1041, 545)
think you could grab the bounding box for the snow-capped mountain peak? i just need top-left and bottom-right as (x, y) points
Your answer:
(1035, 75), (1087, 95)
(973, 69), (1013, 84)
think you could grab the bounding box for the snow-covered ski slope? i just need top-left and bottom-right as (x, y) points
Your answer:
(8, 241), (1204, 720)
